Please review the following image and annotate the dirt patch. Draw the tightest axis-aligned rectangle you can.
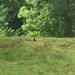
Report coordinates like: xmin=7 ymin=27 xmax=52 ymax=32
xmin=0 ymin=38 xmax=34 ymax=49
xmin=0 ymin=40 xmax=22 ymax=49
xmin=59 ymin=41 xmax=75 ymax=50
xmin=34 ymin=46 xmax=44 ymax=51
xmin=34 ymin=44 xmax=48 ymax=51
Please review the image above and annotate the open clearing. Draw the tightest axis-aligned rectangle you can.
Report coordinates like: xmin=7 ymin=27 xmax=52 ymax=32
xmin=0 ymin=37 xmax=75 ymax=75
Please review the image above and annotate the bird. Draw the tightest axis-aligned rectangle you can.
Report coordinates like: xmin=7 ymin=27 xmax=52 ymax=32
xmin=33 ymin=37 xmax=36 ymax=41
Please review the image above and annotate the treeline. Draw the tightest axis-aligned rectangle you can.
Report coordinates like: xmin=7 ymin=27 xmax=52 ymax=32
xmin=0 ymin=0 xmax=75 ymax=37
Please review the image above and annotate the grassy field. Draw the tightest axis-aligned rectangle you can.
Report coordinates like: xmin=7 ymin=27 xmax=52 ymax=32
xmin=0 ymin=36 xmax=75 ymax=75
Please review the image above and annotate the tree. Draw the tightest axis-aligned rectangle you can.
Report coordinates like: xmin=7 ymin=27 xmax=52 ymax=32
xmin=47 ymin=0 xmax=75 ymax=37
xmin=0 ymin=3 xmax=9 ymax=36
xmin=0 ymin=0 xmax=26 ymax=36
xmin=0 ymin=0 xmax=75 ymax=37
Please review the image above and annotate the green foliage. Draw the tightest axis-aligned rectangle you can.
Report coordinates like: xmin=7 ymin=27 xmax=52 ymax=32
xmin=0 ymin=28 xmax=14 ymax=37
xmin=0 ymin=3 xmax=8 ymax=36
xmin=0 ymin=0 xmax=75 ymax=37
xmin=26 ymin=31 xmax=40 ymax=37
xmin=14 ymin=28 xmax=21 ymax=36
xmin=0 ymin=4 xmax=8 ymax=24
xmin=18 ymin=5 xmax=40 ymax=36
xmin=0 ymin=0 xmax=26 ymax=36
xmin=18 ymin=0 xmax=75 ymax=37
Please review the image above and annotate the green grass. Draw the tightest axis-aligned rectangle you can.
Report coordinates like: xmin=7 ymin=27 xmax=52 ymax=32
xmin=0 ymin=36 xmax=75 ymax=75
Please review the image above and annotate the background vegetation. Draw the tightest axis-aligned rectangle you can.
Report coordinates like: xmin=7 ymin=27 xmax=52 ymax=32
xmin=0 ymin=0 xmax=75 ymax=37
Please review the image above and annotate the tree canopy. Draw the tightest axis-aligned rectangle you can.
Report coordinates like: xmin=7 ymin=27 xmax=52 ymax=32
xmin=0 ymin=0 xmax=75 ymax=37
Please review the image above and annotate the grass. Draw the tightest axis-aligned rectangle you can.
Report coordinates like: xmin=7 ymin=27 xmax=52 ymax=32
xmin=0 ymin=36 xmax=75 ymax=75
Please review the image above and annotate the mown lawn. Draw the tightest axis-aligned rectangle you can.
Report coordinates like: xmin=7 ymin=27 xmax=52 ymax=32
xmin=0 ymin=36 xmax=75 ymax=75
